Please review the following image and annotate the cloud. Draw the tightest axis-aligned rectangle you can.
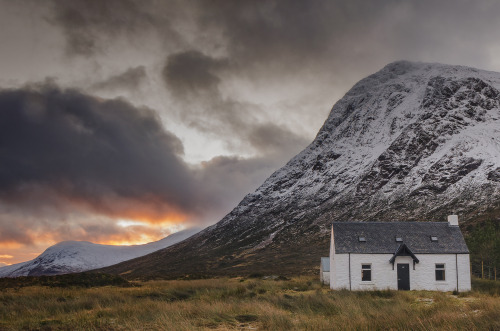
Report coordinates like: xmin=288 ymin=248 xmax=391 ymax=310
xmin=162 ymin=50 xmax=309 ymax=155
xmin=194 ymin=0 xmax=500 ymax=70
xmin=0 ymin=207 xmax=181 ymax=264
xmin=195 ymin=154 xmax=290 ymax=211
xmin=43 ymin=0 xmax=500 ymax=160
xmin=195 ymin=1 xmax=340 ymax=67
xmin=49 ymin=0 xmax=183 ymax=57
xmin=0 ymin=82 xmax=310 ymax=257
xmin=163 ymin=50 xmax=228 ymax=96
xmin=46 ymin=0 xmax=500 ymax=159
xmin=0 ymin=209 xmax=155 ymax=247
xmin=0 ymin=222 xmax=34 ymax=246
xmin=90 ymin=66 xmax=147 ymax=92
xmin=0 ymin=82 xmax=203 ymax=259
xmin=46 ymin=0 xmax=500 ymax=81
xmin=0 ymin=83 xmax=199 ymax=222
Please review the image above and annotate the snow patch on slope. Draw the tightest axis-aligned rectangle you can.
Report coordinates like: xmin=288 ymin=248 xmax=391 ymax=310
xmin=207 ymin=61 xmax=500 ymax=252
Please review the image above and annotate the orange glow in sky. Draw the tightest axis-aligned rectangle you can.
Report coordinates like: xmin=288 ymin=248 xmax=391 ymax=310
xmin=0 ymin=212 xmax=190 ymax=265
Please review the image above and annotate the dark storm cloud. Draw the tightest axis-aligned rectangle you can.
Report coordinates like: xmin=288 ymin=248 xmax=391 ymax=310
xmin=0 ymin=81 xmax=307 ymax=255
xmin=0 ymin=83 xmax=199 ymax=219
xmin=196 ymin=0 xmax=344 ymax=65
xmin=51 ymin=0 xmax=355 ymax=63
xmin=195 ymin=0 xmax=500 ymax=70
xmin=188 ymin=0 xmax=402 ymax=81
xmin=49 ymin=0 xmax=182 ymax=57
xmin=47 ymin=0 xmax=500 ymax=156
xmin=162 ymin=49 xmax=309 ymax=154
xmin=162 ymin=50 xmax=245 ymax=137
xmin=0 ymin=82 xmax=303 ymax=234
xmin=163 ymin=50 xmax=228 ymax=95
xmin=90 ymin=66 xmax=147 ymax=92
xmin=48 ymin=0 xmax=500 ymax=75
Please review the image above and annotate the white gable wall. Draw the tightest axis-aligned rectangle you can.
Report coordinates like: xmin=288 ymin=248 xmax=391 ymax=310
xmin=330 ymin=253 xmax=471 ymax=291
xmin=457 ymin=254 xmax=472 ymax=291
xmin=330 ymin=253 xmax=349 ymax=289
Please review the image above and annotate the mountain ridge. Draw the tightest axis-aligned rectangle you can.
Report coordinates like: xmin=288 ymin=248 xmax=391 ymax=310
xmin=98 ymin=61 xmax=500 ymax=277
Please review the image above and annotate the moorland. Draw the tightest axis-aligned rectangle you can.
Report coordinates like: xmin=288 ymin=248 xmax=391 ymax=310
xmin=0 ymin=273 xmax=499 ymax=330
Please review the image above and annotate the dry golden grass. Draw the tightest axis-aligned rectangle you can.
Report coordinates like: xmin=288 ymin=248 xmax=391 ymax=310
xmin=0 ymin=276 xmax=499 ymax=330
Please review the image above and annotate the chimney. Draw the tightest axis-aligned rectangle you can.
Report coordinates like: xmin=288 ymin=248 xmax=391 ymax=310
xmin=448 ymin=215 xmax=459 ymax=226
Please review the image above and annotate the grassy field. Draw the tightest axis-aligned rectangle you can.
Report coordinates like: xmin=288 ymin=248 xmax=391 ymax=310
xmin=0 ymin=275 xmax=499 ymax=330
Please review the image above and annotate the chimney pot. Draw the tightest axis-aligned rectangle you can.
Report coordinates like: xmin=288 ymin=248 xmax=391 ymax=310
xmin=448 ymin=215 xmax=459 ymax=226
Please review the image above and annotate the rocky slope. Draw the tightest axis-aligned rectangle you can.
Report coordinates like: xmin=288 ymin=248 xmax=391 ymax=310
xmin=0 ymin=228 xmax=200 ymax=277
xmin=101 ymin=61 xmax=500 ymax=278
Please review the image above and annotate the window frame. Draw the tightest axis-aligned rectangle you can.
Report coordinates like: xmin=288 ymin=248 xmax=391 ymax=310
xmin=361 ymin=264 xmax=372 ymax=282
xmin=435 ymin=263 xmax=446 ymax=281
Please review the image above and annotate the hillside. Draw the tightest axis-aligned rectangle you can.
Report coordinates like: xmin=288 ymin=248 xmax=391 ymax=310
xmin=101 ymin=61 xmax=500 ymax=279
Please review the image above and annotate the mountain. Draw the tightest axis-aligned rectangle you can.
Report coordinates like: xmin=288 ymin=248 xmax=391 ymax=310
xmin=103 ymin=61 xmax=500 ymax=278
xmin=0 ymin=228 xmax=200 ymax=277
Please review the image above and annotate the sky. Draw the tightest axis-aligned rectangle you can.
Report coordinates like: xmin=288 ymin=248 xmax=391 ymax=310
xmin=2 ymin=0 xmax=500 ymax=266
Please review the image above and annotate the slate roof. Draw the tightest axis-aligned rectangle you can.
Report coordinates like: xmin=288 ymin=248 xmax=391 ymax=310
xmin=332 ymin=222 xmax=469 ymax=254
xmin=321 ymin=257 xmax=330 ymax=272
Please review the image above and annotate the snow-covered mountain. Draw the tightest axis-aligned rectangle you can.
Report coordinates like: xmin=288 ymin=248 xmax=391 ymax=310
xmin=70 ymin=62 xmax=500 ymax=278
xmin=0 ymin=228 xmax=200 ymax=277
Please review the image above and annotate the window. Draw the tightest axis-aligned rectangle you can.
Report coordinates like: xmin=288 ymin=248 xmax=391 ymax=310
xmin=358 ymin=236 xmax=366 ymax=242
xmin=395 ymin=237 xmax=403 ymax=242
xmin=430 ymin=236 xmax=438 ymax=242
xmin=362 ymin=264 xmax=372 ymax=281
xmin=435 ymin=264 xmax=445 ymax=281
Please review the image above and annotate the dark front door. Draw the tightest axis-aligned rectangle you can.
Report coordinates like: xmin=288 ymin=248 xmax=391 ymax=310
xmin=397 ymin=264 xmax=410 ymax=290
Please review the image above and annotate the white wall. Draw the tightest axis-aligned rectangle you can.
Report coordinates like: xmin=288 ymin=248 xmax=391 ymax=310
xmin=330 ymin=253 xmax=471 ymax=291
xmin=330 ymin=253 xmax=349 ymax=289
xmin=457 ymin=254 xmax=471 ymax=291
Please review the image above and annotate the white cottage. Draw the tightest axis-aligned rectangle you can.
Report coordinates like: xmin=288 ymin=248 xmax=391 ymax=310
xmin=329 ymin=215 xmax=471 ymax=291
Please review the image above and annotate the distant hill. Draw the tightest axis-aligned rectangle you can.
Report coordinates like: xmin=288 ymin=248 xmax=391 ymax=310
xmin=0 ymin=228 xmax=200 ymax=277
